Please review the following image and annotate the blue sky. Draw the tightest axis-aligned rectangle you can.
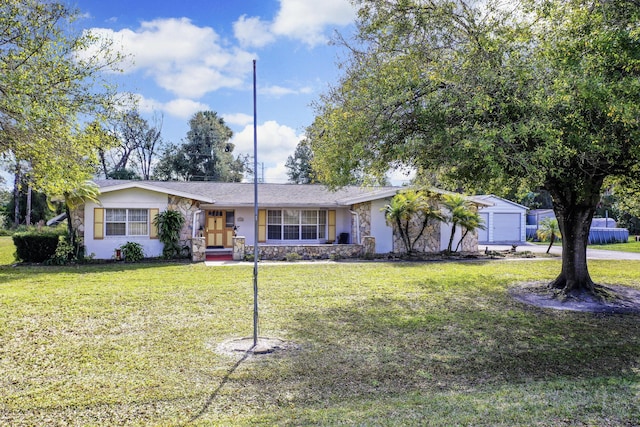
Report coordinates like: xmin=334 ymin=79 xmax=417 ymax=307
xmin=71 ymin=0 xmax=359 ymax=183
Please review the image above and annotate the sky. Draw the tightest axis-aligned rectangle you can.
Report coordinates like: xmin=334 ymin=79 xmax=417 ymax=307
xmin=70 ymin=0 xmax=363 ymax=183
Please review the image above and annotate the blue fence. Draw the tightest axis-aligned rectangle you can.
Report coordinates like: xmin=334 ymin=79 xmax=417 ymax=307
xmin=588 ymin=227 xmax=629 ymax=244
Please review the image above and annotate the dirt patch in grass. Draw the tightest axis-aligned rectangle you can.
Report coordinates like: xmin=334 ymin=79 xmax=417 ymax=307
xmin=214 ymin=337 xmax=301 ymax=357
xmin=510 ymin=282 xmax=640 ymax=314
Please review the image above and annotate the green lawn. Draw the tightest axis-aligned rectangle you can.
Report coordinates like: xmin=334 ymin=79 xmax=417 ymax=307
xmin=589 ymin=237 xmax=640 ymax=253
xmin=1 ymin=237 xmax=639 ymax=426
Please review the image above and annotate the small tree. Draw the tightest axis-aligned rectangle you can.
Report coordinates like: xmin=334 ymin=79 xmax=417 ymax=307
xmin=537 ymin=218 xmax=562 ymax=254
xmin=442 ymin=194 xmax=484 ymax=253
xmin=153 ymin=209 xmax=185 ymax=259
xmin=383 ymin=189 xmax=443 ymax=254
xmin=285 ymin=139 xmax=317 ymax=184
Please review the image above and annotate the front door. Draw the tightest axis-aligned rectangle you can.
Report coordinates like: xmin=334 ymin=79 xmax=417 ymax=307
xmin=206 ymin=210 xmax=234 ymax=247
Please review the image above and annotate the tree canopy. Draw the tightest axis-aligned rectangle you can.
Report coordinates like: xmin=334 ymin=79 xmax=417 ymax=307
xmin=0 ymin=0 xmax=122 ymax=194
xmin=285 ymin=139 xmax=317 ymax=184
xmin=98 ymin=110 xmax=165 ymax=180
xmin=154 ymin=111 xmax=245 ymax=182
xmin=308 ymin=0 xmax=640 ymax=295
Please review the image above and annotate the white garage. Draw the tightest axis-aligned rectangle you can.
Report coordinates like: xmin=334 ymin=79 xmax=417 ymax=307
xmin=474 ymin=195 xmax=527 ymax=244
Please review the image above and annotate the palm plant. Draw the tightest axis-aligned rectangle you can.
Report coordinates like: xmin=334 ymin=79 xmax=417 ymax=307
xmin=536 ymin=217 xmax=561 ymax=254
xmin=442 ymin=194 xmax=484 ymax=253
xmin=383 ymin=189 xmax=443 ymax=254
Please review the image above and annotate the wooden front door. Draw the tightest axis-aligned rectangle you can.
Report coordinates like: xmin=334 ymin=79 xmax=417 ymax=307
xmin=206 ymin=210 xmax=225 ymax=247
xmin=206 ymin=210 xmax=234 ymax=247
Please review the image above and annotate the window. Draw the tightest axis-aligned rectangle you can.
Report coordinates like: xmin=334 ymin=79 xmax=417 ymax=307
xmin=266 ymin=209 xmax=327 ymax=241
xmin=225 ymin=211 xmax=235 ymax=227
xmin=105 ymin=208 xmax=149 ymax=236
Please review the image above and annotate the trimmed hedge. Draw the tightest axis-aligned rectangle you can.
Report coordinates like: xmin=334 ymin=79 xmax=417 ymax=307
xmin=13 ymin=230 xmax=65 ymax=263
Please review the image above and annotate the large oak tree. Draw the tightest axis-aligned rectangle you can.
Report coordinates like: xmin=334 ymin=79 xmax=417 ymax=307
xmin=0 ymin=0 xmax=121 ymax=194
xmin=308 ymin=0 xmax=640 ymax=296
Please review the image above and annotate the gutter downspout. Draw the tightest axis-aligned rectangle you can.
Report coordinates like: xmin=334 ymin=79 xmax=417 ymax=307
xmin=349 ymin=210 xmax=360 ymax=245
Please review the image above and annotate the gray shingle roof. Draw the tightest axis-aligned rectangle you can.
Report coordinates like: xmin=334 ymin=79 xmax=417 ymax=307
xmin=94 ymin=180 xmax=402 ymax=207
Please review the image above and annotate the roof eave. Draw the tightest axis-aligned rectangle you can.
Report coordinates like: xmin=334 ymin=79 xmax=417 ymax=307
xmin=97 ymin=181 xmax=216 ymax=204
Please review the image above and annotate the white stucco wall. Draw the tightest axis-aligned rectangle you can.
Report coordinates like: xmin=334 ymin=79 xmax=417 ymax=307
xmin=370 ymin=199 xmax=394 ymax=253
xmin=440 ymin=221 xmax=463 ymax=251
xmin=84 ymin=188 xmax=168 ymax=259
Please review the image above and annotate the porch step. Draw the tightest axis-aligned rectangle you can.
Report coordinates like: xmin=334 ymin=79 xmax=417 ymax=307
xmin=206 ymin=251 xmax=233 ymax=261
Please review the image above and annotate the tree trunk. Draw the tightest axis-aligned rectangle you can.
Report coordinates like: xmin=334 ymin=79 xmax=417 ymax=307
xmin=546 ymin=233 xmax=554 ymax=254
xmin=25 ymin=185 xmax=32 ymax=226
xmin=13 ymin=167 xmax=21 ymax=227
xmin=549 ymin=203 xmax=596 ymax=294
xmin=447 ymin=224 xmax=457 ymax=253
xmin=65 ymin=203 xmax=75 ymax=249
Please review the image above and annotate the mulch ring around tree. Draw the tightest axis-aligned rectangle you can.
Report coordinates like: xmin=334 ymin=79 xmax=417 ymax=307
xmin=510 ymin=281 xmax=640 ymax=314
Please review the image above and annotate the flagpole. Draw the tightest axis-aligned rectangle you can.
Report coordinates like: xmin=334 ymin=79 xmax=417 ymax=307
xmin=252 ymin=59 xmax=259 ymax=348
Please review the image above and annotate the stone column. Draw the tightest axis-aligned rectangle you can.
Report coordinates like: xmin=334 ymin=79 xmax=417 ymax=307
xmin=233 ymin=236 xmax=246 ymax=261
xmin=192 ymin=237 xmax=206 ymax=262
xmin=363 ymin=236 xmax=375 ymax=257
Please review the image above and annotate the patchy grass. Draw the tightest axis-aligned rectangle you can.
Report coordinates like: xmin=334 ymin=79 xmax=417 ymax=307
xmin=589 ymin=237 xmax=640 ymax=253
xmin=1 ymin=253 xmax=639 ymax=425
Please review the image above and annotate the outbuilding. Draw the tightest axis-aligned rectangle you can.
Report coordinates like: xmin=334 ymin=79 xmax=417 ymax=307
xmin=474 ymin=195 xmax=527 ymax=244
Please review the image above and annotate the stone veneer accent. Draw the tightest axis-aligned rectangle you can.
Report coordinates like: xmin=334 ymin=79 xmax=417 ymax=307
xmin=243 ymin=241 xmax=365 ymax=260
xmin=70 ymin=206 xmax=85 ymax=246
xmin=391 ymin=214 xmax=442 ymax=254
xmin=459 ymin=230 xmax=478 ymax=252
xmin=352 ymin=202 xmax=371 ymax=244
xmin=167 ymin=195 xmax=201 ymax=257
xmin=362 ymin=236 xmax=375 ymax=256
xmin=192 ymin=237 xmax=206 ymax=262
xmin=233 ymin=236 xmax=245 ymax=261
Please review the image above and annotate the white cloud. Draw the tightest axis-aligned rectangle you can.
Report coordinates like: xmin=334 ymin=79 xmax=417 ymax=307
xmin=233 ymin=0 xmax=356 ymax=48
xmin=233 ymin=15 xmax=276 ymax=48
xmin=264 ymin=162 xmax=290 ymax=183
xmin=260 ymin=85 xmax=313 ymax=97
xmin=134 ymin=94 xmax=208 ymax=120
xmin=223 ymin=113 xmax=254 ymax=127
xmin=271 ymin=0 xmax=356 ymax=46
xmin=162 ymin=99 xmax=210 ymax=119
xmin=89 ymin=18 xmax=256 ymax=98
xmin=231 ymin=120 xmax=304 ymax=183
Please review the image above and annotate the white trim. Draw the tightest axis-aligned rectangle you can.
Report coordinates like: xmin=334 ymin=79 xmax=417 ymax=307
xmin=98 ymin=181 xmax=215 ymax=203
xmin=474 ymin=194 xmax=528 ymax=210
xmin=336 ymin=188 xmax=401 ymax=205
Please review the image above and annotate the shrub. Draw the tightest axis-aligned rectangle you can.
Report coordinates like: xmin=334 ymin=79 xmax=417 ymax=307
xmin=46 ymin=236 xmax=75 ymax=265
xmin=13 ymin=229 xmax=65 ymax=263
xmin=153 ymin=210 xmax=186 ymax=259
xmin=120 ymin=242 xmax=144 ymax=262
xmin=285 ymin=252 xmax=302 ymax=262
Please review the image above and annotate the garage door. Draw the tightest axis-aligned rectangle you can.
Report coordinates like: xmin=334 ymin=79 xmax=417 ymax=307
xmin=478 ymin=213 xmax=489 ymax=243
xmin=493 ymin=213 xmax=521 ymax=242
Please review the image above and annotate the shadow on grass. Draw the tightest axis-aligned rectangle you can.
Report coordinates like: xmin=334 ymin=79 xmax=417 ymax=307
xmin=232 ymin=289 xmax=640 ymax=413
xmin=188 ymin=350 xmax=252 ymax=423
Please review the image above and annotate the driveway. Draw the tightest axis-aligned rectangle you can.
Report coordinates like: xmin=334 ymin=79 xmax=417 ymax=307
xmin=486 ymin=242 xmax=640 ymax=261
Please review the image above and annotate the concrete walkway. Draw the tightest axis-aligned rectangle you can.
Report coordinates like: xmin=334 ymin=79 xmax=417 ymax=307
xmin=203 ymin=243 xmax=640 ymax=265
xmin=485 ymin=242 xmax=640 ymax=261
